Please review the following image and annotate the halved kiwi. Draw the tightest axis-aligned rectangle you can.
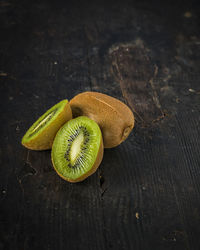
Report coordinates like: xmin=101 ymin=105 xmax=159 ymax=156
xmin=22 ymin=100 xmax=72 ymax=150
xmin=51 ymin=116 xmax=104 ymax=182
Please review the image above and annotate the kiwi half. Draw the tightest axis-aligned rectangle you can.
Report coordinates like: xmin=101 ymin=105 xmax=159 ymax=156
xmin=22 ymin=100 xmax=72 ymax=150
xmin=51 ymin=116 xmax=103 ymax=182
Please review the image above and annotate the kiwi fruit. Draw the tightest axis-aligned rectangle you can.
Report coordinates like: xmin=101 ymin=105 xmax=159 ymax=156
xmin=22 ymin=100 xmax=72 ymax=150
xmin=51 ymin=116 xmax=103 ymax=182
xmin=69 ymin=92 xmax=134 ymax=148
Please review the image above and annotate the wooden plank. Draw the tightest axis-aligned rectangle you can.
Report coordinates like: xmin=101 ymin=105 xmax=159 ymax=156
xmin=0 ymin=2 xmax=105 ymax=250
xmin=84 ymin=2 xmax=200 ymax=250
xmin=0 ymin=1 xmax=200 ymax=250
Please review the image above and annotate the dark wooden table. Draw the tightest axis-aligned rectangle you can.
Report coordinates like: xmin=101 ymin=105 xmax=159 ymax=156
xmin=1 ymin=0 xmax=200 ymax=249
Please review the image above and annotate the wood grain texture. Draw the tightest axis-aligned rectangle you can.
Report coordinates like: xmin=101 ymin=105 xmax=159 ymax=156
xmin=0 ymin=0 xmax=200 ymax=250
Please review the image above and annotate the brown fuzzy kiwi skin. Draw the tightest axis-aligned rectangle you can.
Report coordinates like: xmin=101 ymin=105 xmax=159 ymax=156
xmin=69 ymin=92 xmax=134 ymax=148
xmin=22 ymin=103 xmax=72 ymax=150
xmin=52 ymin=138 xmax=104 ymax=183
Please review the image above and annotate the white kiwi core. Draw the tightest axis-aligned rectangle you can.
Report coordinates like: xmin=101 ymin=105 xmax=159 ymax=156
xmin=31 ymin=112 xmax=53 ymax=133
xmin=70 ymin=131 xmax=84 ymax=165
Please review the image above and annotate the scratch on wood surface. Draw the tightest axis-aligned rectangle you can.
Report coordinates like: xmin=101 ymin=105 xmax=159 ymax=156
xmin=110 ymin=60 xmax=145 ymax=124
xmin=149 ymin=65 xmax=161 ymax=109
xmin=16 ymin=151 xmax=37 ymax=194
xmin=25 ymin=150 xmax=37 ymax=174
xmin=152 ymin=113 xmax=167 ymax=123
xmin=149 ymin=64 xmax=165 ymax=117
xmin=99 ymin=170 xmax=109 ymax=198
xmin=168 ymin=163 xmax=191 ymax=250
xmin=109 ymin=40 xmax=164 ymax=126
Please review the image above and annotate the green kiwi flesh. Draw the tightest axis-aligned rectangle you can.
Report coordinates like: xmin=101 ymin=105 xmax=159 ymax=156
xmin=51 ymin=116 xmax=103 ymax=182
xmin=26 ymin=108 xmax=58 ymax=138
xmin=22 ymin=99 xmax=72 ymax=150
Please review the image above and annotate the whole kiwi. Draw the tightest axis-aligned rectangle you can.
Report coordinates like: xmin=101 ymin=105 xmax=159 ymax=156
xmin=69 ymin=92 xmax=134 ymax=148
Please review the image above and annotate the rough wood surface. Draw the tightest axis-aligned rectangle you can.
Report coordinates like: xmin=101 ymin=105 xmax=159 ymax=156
xmin=0 ymin=0 xmax=200 ymax=250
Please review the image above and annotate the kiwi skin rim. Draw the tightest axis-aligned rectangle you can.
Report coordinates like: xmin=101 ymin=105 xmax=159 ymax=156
xmin=51 ymin=134 xmax=104 ymax=183
xmin=22 ymin=101 xmax=72 ymax=150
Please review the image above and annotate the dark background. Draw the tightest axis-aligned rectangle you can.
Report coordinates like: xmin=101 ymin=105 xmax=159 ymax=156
xmin=0 ymin=0 xmax=200 ymax=249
